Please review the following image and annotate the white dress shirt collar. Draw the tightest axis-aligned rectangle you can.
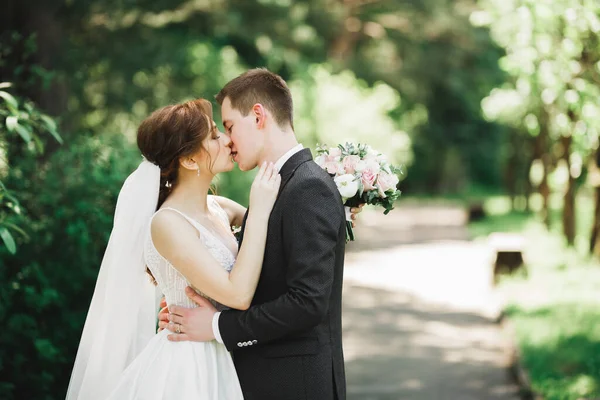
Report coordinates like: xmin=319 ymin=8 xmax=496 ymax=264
xmin=274 ymin=144 xmax=304 ymax=172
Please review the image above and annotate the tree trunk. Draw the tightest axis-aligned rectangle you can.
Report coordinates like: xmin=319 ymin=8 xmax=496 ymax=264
xmin=590 ymin=146 xmax=600 ymax=255
xmin=505 ymin=133 xmax=517 ymax=210
xmin=561 ymin=134 xmax=576 ymax=245
xmin=534 ymin=118 xmax=551 ymax=229
xmin=591 ymin=186 xmax=600 ymax=256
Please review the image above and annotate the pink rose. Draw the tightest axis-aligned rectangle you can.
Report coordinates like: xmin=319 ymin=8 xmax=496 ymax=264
xmin=361 ymin=168 xmax=377 ymax=191
xmin=329 ymin=148 xmax=342 ymax=158
xmin=363 ymin=154 xmax=378 ymax=163
xmin=325 ymin=161 xmax=343 ymax=175
xmin=365 ymin=160 xmax=381 ymax=174
xmin=342 ymin=155 xmax=360 ymax=174
xmin=377 ymin=172 xmax=399 ymax=192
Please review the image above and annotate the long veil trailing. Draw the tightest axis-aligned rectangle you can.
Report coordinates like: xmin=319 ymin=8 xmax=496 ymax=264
xmin=66 ymin=160 xmax=162 ymax=400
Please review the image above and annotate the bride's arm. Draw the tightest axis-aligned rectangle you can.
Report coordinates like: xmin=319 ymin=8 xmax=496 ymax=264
xmin=211 ymin=195 xmax=246 ymax=227
xmin=152 ymin=163 xmax=280 ymax=311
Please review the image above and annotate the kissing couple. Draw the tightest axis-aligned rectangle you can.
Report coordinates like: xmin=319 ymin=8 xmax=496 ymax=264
xmin=66 ymin=68 xmax=363 ymax=400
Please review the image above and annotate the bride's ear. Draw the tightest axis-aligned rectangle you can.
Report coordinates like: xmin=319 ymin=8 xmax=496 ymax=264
xmin=180 ymin=156 xmax=199 ymax=172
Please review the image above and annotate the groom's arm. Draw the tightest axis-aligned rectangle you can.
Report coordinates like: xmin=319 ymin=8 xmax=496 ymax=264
xmin=217 ymin=176 xmax=343 ymax=350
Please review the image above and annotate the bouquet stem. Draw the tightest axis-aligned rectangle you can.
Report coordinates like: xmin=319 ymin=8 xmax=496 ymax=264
xmin=344 ymin=206 xmax=355 ymax=242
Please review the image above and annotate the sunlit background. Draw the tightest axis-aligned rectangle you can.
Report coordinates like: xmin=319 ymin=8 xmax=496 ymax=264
xmin=1 ymin=0 xmax=600 ymax=399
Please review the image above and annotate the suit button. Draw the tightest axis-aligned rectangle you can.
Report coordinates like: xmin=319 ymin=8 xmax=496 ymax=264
xmin=237 ymin=342 xmax=243 ymax=347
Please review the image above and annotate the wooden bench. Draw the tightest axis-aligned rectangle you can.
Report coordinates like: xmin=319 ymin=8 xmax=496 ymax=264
xmin=488 ymin=233 xmax=527 ymax=284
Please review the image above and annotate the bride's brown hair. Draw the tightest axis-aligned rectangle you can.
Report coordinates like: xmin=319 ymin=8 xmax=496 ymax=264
xmin=137 ymin=98 xmax=216 ymax=210
xmin=136 ymin=98 xmax=216 ymax=284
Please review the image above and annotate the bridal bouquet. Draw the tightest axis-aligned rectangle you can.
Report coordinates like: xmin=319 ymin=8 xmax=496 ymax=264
xmin=315 ymin=143 xmax=403 ymax=242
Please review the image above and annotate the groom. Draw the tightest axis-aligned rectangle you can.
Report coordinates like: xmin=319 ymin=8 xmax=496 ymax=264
xmin=160 ymin=68 xmax=348 ymax=400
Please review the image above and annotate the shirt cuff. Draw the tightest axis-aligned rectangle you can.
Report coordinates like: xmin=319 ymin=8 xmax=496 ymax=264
xmin=212 ymin=312 xmax=223 ymax=344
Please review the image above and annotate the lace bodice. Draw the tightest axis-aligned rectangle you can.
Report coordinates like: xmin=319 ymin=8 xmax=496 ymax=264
xmin=144 ymin=197 xmax=236 ymax=311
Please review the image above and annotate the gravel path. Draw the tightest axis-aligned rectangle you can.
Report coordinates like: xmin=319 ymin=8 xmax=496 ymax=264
xmin=341 ymin=205 xmax=520 ymax=400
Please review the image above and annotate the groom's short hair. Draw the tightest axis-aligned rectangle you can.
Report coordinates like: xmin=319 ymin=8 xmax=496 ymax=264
xmin=216 ymin=68 xmax=293 ymax=129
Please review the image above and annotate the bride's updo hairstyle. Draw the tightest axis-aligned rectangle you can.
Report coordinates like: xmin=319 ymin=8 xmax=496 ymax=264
xmin=137 ymin=98 xmax=215 ymax=209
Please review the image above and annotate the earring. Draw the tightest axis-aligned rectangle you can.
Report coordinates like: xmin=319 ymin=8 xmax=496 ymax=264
xmin=197 ymin=168 xmax=200 ymax=177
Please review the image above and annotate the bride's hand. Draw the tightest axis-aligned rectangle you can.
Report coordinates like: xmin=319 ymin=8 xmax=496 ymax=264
xmin=249 ymin=161 xmax=281 ymax=217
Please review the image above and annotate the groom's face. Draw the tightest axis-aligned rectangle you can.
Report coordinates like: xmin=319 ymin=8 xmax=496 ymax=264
xmin=221 ymin=96 xmax=262 ymax=172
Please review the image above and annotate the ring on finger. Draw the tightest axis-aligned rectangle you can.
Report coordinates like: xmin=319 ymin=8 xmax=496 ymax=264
xmin=175 ymin=323 xmax=181 ymax=334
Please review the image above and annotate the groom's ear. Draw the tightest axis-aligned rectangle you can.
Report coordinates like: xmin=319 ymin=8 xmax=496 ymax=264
xmin=252 ymin=103 xmax=266 ymax=129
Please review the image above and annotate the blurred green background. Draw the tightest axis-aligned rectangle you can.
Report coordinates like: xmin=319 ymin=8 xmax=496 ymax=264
xmin=1 ymin=0 xmax=600 ymax=399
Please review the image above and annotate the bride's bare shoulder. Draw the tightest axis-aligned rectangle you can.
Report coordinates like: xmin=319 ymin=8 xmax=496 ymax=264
xmin=151 ymin=209 xmax=196 ymax=244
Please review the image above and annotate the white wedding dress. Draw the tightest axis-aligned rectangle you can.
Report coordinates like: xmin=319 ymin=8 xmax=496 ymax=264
xmin=106 ymin=199 xmax=244 ymax=399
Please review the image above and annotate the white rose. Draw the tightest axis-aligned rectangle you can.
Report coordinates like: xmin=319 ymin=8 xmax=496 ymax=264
xmin=376 ymin=154 xmax=387 ymax=163
xmin=314 ymin=155 xmax=327 ymax=167
xmin=334 ymin=174 xmax=359 ymax=200
xmin=366 ymin=146 xmax=379 ymax=157
xmin=354 ymin=160 xmax=367 ymax=173
xmin=365 ymin=160 xmax=381 ymax=174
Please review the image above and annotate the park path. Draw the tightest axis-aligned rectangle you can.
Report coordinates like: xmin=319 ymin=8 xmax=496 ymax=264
xmin=341 ymin=204 xmax=521 ymax=400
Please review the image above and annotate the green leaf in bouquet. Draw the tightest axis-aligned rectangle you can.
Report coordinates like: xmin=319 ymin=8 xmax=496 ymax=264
xmin=366 ymin=190 xmax=377 ymax=204
xmin=316 ymin=143 xmax=328 ymax=155
xmin=357 ymin=144 xmax=367 ymax=158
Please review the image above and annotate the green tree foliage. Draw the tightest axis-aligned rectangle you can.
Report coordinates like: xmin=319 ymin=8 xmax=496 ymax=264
xmin=478 ymin=0 xmax=600 ymax=245
xmin=0 ymin=83 xmax=63 ymax=254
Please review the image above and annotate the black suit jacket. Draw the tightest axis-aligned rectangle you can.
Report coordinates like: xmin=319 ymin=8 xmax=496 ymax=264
xmin=219 ymin=149 xmax=347 ymax=400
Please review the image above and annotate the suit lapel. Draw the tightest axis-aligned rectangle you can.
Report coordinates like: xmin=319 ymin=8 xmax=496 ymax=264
xmin=238 ymin=209 xmax=249 ymax=250
xmin=276 ymin=148 xmax=313 ymax=197
xmin=238 ymin=149 xmax=314 ymax=249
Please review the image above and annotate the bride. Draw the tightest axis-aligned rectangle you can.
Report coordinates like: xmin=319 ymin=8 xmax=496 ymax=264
xmin=66 ymin=98 xmax=280 ymax=399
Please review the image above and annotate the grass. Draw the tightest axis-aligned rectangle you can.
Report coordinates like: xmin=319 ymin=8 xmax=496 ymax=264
xmin=467 ymin=194 xmax=600 ymax=400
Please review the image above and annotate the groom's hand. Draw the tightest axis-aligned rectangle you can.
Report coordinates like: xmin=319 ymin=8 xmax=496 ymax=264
xmin=350 ymin=204 xmax=365 ymax=228
xmin=161 ymin=287 xmax=217 ymax=342
xmin=157 ymin=297 xmax=168 ymax=333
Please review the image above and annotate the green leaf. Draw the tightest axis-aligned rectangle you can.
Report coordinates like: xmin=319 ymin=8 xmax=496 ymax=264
xmin=0 ymin=226 xmax=17 ymax=254
xmin=0 ymin=180 xmax=20 ymax=206
xmin=14 ymin=123 xmax=32 ymax=142
xmin=0 ymin=90 xmax=18 ymax=110
xmin=1 ymin=222 xmax=28 ymax=238
xmin=32 ymin=134 xmax=45 ymax=153
xmin=6 ymin=116 xmax=18 ymax=131
xmin=41 ymin=114 xmax=56 ymax=129
xmin=40 ymin=114 xmax=63 ymax=143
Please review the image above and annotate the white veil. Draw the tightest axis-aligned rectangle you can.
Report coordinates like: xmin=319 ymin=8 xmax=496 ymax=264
xmin=66 ymin=160 xmax=162 ymax=400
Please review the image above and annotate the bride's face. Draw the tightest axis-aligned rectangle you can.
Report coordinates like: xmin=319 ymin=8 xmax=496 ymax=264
xmin=198 ymin=120 xmax=235 ymax=175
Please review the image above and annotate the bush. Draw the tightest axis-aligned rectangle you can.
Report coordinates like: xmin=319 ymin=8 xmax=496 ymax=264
xmin=0 ymin=133 xmax=139 ymax=399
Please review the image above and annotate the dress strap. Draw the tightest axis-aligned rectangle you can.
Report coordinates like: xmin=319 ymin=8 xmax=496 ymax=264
xmin=208 ymin=196 xmax=231 ymax=226
xmin=154 ymin=207 xmax=209 ymax=235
